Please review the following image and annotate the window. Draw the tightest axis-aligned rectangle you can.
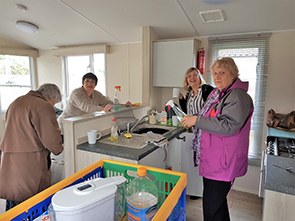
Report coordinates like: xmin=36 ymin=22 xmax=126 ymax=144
xmin=208 ymin=33 xmax=271 ymax=159
xmin=0 ymin=55 xmax=34 ymax=112
xmin=62 ymin=53 xmax=106 ymax=107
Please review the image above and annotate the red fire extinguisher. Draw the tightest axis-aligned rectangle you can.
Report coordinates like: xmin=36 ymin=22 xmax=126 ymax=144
xmin=197 ymin=48 xmax=205 ymax=74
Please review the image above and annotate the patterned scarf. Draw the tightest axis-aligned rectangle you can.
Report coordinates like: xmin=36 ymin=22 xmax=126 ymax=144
xmin=192 ymin=89 xmax=220 ymax=166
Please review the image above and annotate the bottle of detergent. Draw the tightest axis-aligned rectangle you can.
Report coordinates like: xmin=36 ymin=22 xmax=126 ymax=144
xmin=126 ymin=167 xmax=158 ymax=221
xmin=110 ymin=118 xmax=119 ymax=141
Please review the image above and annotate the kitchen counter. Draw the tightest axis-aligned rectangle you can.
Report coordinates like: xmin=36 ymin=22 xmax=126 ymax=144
xmin=264 ymin=154 xmax=295 ymax=195
xmin=264 ymin=127 xmax=295 ymax=195
xmin=77 ymin=125 xmax=186 ymax=161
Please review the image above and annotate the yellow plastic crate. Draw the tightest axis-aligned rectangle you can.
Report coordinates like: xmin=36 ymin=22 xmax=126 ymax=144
xmin=0 ymin=159 xmax=187 ymax=221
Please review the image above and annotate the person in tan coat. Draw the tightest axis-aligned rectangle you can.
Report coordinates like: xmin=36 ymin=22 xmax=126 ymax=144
xmin=0 ymin=83 xmax=64 ymax=210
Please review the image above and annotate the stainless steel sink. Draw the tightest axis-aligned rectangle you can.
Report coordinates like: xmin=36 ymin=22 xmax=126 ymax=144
xmin=98 ymin=124 xmax=174 ymax=149
xmin=98 ymin=133 xmax=147 ymax=149
xmin=132 ymin=123 xmax=174 ymax=135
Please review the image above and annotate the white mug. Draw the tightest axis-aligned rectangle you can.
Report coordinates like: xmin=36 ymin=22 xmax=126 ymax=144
xmin=172 ymin=115 xmax=178 ymax=126
xmin=87 ymin=130 xmax=102 ymax=144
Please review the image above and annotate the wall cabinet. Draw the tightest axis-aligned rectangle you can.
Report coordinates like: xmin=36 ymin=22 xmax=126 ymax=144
xmin=153 ymin=39 xmax=200 ymax=87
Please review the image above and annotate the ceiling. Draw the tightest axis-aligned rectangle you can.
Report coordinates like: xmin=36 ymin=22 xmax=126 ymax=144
xmin=0 ymin=0 xmax=294 ymax=50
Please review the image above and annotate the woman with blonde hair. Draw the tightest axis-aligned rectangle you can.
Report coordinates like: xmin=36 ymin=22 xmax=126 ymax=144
xmin=179 ymin=67 xmax=214 ymax=116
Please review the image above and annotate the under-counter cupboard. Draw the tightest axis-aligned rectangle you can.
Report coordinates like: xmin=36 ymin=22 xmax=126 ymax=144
xmin=262 ymin=127 xmax=295 ymax=221
xmin=166 ymin=132 xmax=203 ymax=197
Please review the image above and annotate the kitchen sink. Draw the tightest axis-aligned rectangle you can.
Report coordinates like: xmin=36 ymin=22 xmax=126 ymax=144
xmin=98 ymin=133 xmax=147 ymax=149
xmin=132 ymin=127 xmax=169 ymax=135
xmin=98 ymin=124 xmax=175 ymax=149
xmin=132 ymin=123 xmax=174 ymax=135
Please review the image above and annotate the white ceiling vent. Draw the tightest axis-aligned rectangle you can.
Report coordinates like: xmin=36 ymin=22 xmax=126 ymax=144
xmin=199 ymin=9 xmax=225 ymax=23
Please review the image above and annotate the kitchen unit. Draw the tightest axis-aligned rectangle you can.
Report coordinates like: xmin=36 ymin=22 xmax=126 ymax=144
xmin=153 ymin=39 xmax=200 ymax=87
xmin=76 ymin=124 xmax=185 ymax=171
xmin=62 ymin=105 xmax=186 ymax=177
xmin=167 ymin=132 xmax=203 ymax=197
xmin=261 ymin=127 xmax=295 ymax=221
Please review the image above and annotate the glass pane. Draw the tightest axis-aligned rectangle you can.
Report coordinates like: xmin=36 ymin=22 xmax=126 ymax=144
xmin=0 ymin=55 xmax=32 ymax=112
xmin=217 ymin=48 xmax=261 ymax=158
xmin=94 ymin=53 xmax=106 ymax=95
xmin=67 ymin=56 xmax=90 ymax=95
xmin=0 ymin=55 xmax=31 ymax=86
xmin=0 ymin=86 xmax=31 ymax=112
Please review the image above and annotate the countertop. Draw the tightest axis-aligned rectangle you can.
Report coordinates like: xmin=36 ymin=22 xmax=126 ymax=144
xmin=264 ymin=154 xmax=295 ymax=195
xmin=77 ymin=124 xmax=186 ymax=161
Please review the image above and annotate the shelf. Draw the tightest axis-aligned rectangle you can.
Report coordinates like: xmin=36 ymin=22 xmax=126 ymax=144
xmin=267 ymin=127 xmax=295 ymax=139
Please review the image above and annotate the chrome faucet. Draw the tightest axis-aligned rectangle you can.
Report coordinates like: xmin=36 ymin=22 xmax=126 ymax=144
xmin=130 ymin=114 xmax=148 ymax=132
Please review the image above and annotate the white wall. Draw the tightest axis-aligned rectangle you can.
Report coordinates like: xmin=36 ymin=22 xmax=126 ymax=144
xmin=37 ymin=50 xmax=63 ymax=89
xmin=106 ymin=43 xmax=142 ymax=104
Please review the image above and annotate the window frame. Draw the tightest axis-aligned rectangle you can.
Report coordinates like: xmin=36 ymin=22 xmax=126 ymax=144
xmin=61 ymin=53 xmax=106 ymax=109
xmin=208 ymin=33 xmax=271 ymax=161
xmin=0 ymin=55 xmax=36 ymax=113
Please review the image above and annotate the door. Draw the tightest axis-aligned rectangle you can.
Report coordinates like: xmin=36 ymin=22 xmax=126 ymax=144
xmin=181 ymin=132 xmax=203 ymax=197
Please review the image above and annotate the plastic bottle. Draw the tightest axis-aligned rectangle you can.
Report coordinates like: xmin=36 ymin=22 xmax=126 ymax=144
xmin=113 ymin=86 xmax=121 ymax=111
xmin=166 ymin=100 xmax=186 ymax=122
xmin=160 ymin=110 xmax=167 ymax=125
xmin=165 ymin=105 xmax=172 ymax=126
xmin=126 ymin=167 xmax=158 ymax=221
xmin=110 ymin=118 xmax=119 ymax=141
xmin=113 ymin=86 xmax=121 ymax=104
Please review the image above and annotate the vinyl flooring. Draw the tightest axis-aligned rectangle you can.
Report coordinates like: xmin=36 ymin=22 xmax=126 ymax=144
xmin=186 ymin=189 xmax=263 ymax=221
xmin=1 ymin=190 xmax=263 ymax=220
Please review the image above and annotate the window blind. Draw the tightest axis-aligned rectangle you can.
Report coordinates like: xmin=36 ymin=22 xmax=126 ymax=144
xmin=207 ymin=33 xmax=271 ymax=159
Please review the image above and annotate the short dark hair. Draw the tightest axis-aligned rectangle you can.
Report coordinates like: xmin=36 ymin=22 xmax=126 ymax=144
xmin=82 ymin=72 xmax=98 ymax=85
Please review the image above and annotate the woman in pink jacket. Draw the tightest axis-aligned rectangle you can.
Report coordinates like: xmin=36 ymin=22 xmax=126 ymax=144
xmin=182 ymin=57 xmax=253 ymax=221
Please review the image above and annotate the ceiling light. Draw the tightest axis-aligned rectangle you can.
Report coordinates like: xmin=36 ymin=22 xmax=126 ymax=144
xmin=16 ymin=20 xmax=39 ymax=33
xmin=15 ymin=4 xmax=28 ymax=12
xmin=199 ymin=9 xmax=226 ymax=23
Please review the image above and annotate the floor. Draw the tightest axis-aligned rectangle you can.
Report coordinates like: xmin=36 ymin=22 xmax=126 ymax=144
xmin=186 ymin=189 xmax=263 ymax=221
xmin=1 ymin=190 xmax=263 ymax=220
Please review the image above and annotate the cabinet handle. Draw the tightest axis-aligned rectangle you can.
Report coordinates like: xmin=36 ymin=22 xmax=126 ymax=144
xmin=176 ymin=135 xmax=186 ymax=142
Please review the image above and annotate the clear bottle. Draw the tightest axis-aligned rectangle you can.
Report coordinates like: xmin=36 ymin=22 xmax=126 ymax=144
xmin=113 ymin=86 xmax=121 ymax=111
xmin=160 ymin=110 xmax=167 ymax=125
xmin=113 ymin=85 xmax=121 ymax=104
xmin=110 ymin=118 xmax=119 ymax=141
xmin=166 ymin=100 xmax=186 ymax=122
xmin=126 ymin=167 xmax=158 ymax=221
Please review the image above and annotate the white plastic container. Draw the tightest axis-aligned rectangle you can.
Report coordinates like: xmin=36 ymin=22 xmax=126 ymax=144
xmin=52 ymin=176 xmax=126 ymax=221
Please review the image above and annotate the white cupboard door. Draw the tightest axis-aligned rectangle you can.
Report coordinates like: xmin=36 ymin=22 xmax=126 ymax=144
xmin=139 ymin=147 xmax=166 ymax=169
xmin=153 ymin=39 xmax=199 ymax=87
xmin=166 ymin=137 xmax=182 ymax=171
xmin=181 ymin=132 xmax=203 ymax=197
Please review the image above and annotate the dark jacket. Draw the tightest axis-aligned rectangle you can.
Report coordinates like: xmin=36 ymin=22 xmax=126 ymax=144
xmin=179 ymin=84 xmax=214 ymax=114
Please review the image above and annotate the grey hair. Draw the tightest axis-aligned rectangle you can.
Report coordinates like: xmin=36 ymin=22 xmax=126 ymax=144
xmin=38 ymin=83 xmax=62 ymax=103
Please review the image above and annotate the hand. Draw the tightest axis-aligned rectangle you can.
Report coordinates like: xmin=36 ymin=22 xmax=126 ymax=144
xmin=181 ymin=115 xmax=197 ymax=129
xmin=179 ymin=92 xmax=184 ymax=99
xmin=103 ymin=104 xmax=112 ymax=112
xmin=125 ymin=101 xmax=132 ymax=106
